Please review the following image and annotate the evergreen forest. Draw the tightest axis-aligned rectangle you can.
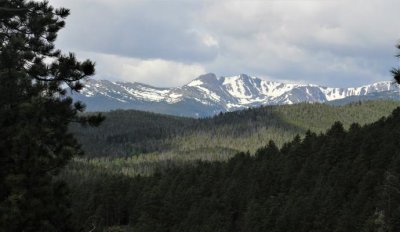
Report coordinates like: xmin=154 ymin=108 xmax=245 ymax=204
xmin=2 ymin=0 xmax=400 ymax=231
xmin=62 ymin=105 xmax=400 ymax=231
xmin=73 ymin=100 xmax=400 ymax=158
xmin=68 ymin=100 xmax=400 ymax=176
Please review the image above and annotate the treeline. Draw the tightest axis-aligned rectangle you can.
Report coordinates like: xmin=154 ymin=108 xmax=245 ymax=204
xmin=71 ymin=100 xmax=400 ymax=157
xmin=63 ymin=106 xmax=400 ymax=231
xmin=70 ymin=109 xmax=195 ymax=156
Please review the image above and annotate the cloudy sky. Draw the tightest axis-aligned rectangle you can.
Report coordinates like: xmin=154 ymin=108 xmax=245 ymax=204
xmin=48 ymin=0 xmax=400 ymax=88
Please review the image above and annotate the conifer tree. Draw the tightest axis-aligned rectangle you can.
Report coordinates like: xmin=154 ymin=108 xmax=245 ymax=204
xmin=0 ymin=0 xmax=103 ymax=231
xmin=393 ymin=43 xmax=400 ymax=84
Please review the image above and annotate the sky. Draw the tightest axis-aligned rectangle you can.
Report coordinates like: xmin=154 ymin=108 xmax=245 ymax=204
xmin=48 ymin=0 xmax=400 ymax=88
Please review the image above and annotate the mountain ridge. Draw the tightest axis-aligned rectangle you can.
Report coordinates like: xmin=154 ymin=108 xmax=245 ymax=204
xmin=73 ymin=73 xmax=400 ymax=116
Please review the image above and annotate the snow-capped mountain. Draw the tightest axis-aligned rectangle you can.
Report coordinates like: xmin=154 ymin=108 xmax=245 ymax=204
xmin=72 ymin=73 xmax=400 ymax=117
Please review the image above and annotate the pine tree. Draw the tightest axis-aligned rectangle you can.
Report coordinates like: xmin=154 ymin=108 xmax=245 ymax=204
xmin=0 ymin=1 xmax=103 ymax=231
xmin=393 ymin=43 xmax=400 ymax=84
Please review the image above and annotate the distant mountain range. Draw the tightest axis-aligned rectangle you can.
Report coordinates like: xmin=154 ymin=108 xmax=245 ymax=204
xmin=72 ymin=73 xmax=400 ymax=117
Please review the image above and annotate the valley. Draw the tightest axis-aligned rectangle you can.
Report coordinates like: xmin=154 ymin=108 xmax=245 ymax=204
xmin=68 ymin=100 xmax=400 ymax=176
xmin=62 ymin=100 xmax=400 ymax=231
xmin=4 ymin=0 xmax=400 ymax=231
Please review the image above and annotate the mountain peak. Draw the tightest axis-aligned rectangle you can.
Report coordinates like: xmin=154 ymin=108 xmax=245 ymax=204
xmin=239 ymin=73 xmax=251 ymax=79
xmin=186 ymin=73 xmax=221 ymax=87
xmin=195 ymin=73 xmax=217 ymax=81
xmin=76 ymin=75 xmax=398 ymax=117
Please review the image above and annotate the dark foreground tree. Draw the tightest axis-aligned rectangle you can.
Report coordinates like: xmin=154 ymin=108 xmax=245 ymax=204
xmin=393 ymin=43 xmax=400 ymax=84
xmin=0 ymin=1 xmax=103 ymax=231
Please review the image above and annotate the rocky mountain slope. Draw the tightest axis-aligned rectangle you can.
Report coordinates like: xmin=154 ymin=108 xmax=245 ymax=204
xmin=72 ymin=73 xmax=400 ymax=117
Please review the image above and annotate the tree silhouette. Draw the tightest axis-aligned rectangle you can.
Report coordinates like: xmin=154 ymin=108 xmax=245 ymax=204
xmin=393 ymin=43 xmax=400 ymax=84
xmin=0 ymin=1 xmax=103 ymax=231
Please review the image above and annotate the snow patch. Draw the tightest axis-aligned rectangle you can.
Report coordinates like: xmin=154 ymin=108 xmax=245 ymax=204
xmin=78 ymin=77 xmax=396 ymax=112
xmin=187 ymin=80 xmax=203 ymax=87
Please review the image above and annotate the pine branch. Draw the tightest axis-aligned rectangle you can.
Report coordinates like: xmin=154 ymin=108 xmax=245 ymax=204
xmin=0 ymin=7 xmax=29 ymax=12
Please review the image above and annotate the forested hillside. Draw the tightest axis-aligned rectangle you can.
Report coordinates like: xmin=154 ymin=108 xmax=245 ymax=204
xmin=62 ymin=106 xmax=400 ymax=231
xmin=71 ymin=110 xmax=195 ymax=156
xmin=72 ymin=100 xmax=400 ymax=158
xmin=3 ymin=0 xmax=400 ymax=231
xmin=66 ymin=100 xmax=400 ymax=178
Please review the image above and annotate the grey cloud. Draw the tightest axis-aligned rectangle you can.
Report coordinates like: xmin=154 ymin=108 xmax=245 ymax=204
xmin=198 ymin=0 xmax=400 ymax=87
xmin=52 ymin=0 xmax=217 ymax=63
xmin=49 ymin=0 xmax=400 ymax=88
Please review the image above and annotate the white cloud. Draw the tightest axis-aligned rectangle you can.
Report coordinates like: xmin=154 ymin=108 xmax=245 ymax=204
xmin=202 ymin=34 xmax=219 ymax=47
xmin=49 ymin=0 xmax=400 ymax=87
xmin=197 ymin=0 xmax=400 ymax=86
xmin=78 ymin=52 xmax=206 ymax=87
